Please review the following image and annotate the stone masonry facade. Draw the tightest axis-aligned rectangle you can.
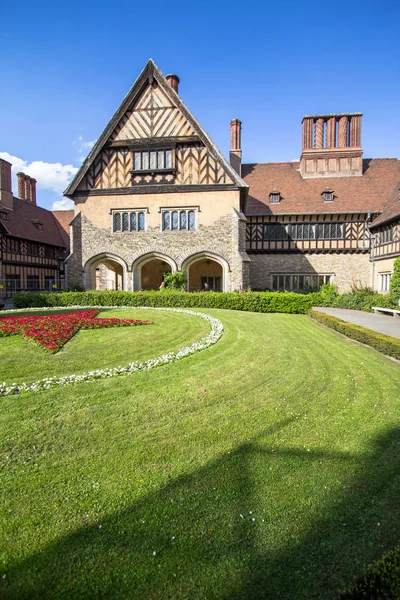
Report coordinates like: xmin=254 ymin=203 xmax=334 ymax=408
xmin=248 ymin=253 xmax=371 ymax=293
xmin=67 ymin=208 xmax=249 ymax=292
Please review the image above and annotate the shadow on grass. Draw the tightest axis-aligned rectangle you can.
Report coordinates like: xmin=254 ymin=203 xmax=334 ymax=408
xmin=3 ymin=422 xmax=400 ymax=600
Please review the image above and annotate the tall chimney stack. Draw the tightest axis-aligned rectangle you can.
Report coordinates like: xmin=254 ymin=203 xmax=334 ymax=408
xmin=16 ymin=172 xmax=37 ymax=203
xmin=0 ymin=158 xmax=13 ymax=210
xmin=17 ymin=172 xmax=26 ymax=200
xmin=300 ymin=112 xmax=363 ymax=178
xmin=230 ymin=119 xmax=242 ymax=175
xmin=30 ymin=177 xmax=37 ymax=205
xmin=166 ymin=74 xmax=180 ymax=94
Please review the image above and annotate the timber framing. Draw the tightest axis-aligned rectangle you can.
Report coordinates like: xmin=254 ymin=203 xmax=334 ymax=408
xmin=65 ymin=59 xmax=248 ymax=197
xmin=246 ymin=213 xmax=374 ymax=253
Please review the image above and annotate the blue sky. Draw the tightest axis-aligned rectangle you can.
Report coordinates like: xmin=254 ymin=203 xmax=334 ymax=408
xmin=1 ymin=0 xmax=399 ymax=210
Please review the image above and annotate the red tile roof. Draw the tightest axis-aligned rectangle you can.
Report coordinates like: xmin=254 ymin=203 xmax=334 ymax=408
xmin=0 ymin=198 xmax=70 ymax=247
xmin=242 ymin=158 xmax=400 ymax=216
xmin=370 ymin=182 xmax=400 ymax=228
xmin=52 ymin=210 xmax=74 ymax=247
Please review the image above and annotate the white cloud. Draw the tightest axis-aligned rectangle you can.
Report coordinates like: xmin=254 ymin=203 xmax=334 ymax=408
xmin=52 ymin=198 xmax=74 ymax=211
xmin=0 ymin=151 xmax=79 ymax=194
xmin=76 ymin=136 xmax=96 ymax=163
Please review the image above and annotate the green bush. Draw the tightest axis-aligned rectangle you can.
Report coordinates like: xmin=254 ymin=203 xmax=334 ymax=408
xmin=310 ymin=310 xmax=400 ymax=360
xmin=316 ymin=288 xmax=399 ymax=312
xmin=338 ymin=544 xmax=400 ymax=599
xmin=390 ymin=257 xmax=400 ymax=296
xmin=12 ymin=290 xmax=322 ymax=314
xmin=163 ymin=268 xmax=186 ymax=290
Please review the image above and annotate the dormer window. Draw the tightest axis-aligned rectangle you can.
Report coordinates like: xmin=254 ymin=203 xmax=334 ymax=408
xmin=322 ymin=188 xmax=334 ymax=202
xmin=269 ymin=190 xmax=281 ymax=203
xmin=0 ymin=211 xmax=8 ymax=220
xmin=132 ymin=149 xmax=175 ymax=173
xmin=32 ymin=219 xmax=43 ymax=230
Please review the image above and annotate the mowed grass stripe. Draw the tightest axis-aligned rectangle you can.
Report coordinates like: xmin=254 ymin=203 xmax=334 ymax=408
xmin=1 ymin=309 xmax=399 ymax=600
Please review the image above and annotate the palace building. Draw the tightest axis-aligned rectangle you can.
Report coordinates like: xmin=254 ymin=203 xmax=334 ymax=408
xmin=0 ymin=159 xmax=73 ymax=304
xmin=65 ymin=60 xmax=400 ymax=294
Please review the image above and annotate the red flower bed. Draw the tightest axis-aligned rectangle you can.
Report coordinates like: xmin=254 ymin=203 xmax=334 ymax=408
xmin=0 ymin=310 xmax=152 ymax=353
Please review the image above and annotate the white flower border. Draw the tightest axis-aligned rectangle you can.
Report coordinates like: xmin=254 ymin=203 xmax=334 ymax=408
xmin=0 ymin=306 xmax=224 ymax=397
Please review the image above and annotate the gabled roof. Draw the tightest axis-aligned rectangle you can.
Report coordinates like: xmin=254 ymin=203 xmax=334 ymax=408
xmin=242 ymin=158 xmax=400 ymax=216
xmin=370 ymin=181 xmax=400 ymax=228
xmin=65 ymin=59 xmax=247 ymax=196
xmin=0 ymin=198 xmax=69 ymax=247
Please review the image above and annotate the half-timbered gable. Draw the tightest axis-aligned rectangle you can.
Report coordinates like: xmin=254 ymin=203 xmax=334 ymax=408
xmin=65 ymin=60 xmax=249 ymax=293
xmin=67 ymin=61 xmax=238 ymax=197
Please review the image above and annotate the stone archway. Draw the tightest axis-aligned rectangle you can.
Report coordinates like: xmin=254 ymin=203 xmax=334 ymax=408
xmin=132 ymin=253 xmax=177 ymax=291
xmin=182 ymin=252 xmax=230 ymax=292
xmin=84 ymin=254 xmax=129 ymax=291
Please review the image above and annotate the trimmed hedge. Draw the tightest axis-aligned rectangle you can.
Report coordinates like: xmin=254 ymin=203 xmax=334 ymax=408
xmin=12 ymin=290 xmax=322 ymax=314
xmin=310 ymin=310 xmax=400 ymax=360
xmin=339 ymin=544 xmax=400 ymax=599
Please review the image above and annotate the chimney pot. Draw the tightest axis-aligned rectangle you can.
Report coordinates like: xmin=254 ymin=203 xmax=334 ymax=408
xmin=166 ymin=74 xmax=180 ymax=94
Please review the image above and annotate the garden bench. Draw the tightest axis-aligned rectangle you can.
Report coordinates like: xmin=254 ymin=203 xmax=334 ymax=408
xmin=372 ymin=307 xmax=400 ymax=318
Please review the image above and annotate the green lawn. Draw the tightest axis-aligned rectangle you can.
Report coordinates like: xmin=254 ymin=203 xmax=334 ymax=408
xmin=1 ymin=308 xmax=399 ymax=599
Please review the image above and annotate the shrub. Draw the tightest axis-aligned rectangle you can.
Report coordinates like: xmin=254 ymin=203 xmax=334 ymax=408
xmin=163 ymin=268 xmax=186 ymax=290
xmin=338 ymin=544 xmax=400 ymax=599
xmin=390 ymin=257 xmax=400 ymax=296
xmin=310 ymin=310 xmax=400 ymax=360
xmin=12 ymin=290 xmax=322 ymax=314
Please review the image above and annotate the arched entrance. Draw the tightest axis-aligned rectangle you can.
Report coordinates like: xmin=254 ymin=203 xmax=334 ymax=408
xmin=84 ymin=254 xmax=128 ymax=291
xmin=182 ymin=252 xmax=229 ymax=292
xmin=132 ymin=253 xmax=177 ymax=290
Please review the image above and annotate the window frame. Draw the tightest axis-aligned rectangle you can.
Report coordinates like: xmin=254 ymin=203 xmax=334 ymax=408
xmin=161 ymin=208 xmax=197 ymax=232
xmin=111 ymin=209 xmax=147 ymax=233
xmin=271 ymin=273 xmax=333 ymax=292
xmin=132 ymin=149 xmax=175 ymax=174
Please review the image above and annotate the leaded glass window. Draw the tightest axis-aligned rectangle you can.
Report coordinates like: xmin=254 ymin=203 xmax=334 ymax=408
xmin=161 ymin=209 xmax=196 ymax=231
xmin=316 ymin=223 xmax=343 ymax=239
xmin=132 ymin=149 xmax=174 ymax=171
xmin=163 ymin=211 xmax=171 ymax=231
xmin=112 ymin=210 xmax=146 ymax=232
xmin=271 ymin=273 xmax=332 ymax=292
xmin=180 ymin=211 xmax=187 ymax=230
xmin=138 ymin=212 xmax=145 ymax=231
xmin=114 ymin=213 xmax=121 ymax=231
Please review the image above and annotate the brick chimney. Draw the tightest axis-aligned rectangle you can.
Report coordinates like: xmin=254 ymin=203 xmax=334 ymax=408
xmin=230 ymin=119 xmax=242 ymax=176
xmin=17 ymin=172 xmax=37 ymax=204
xmin=166 ymin=74 xmax=180 ymax=94
xmin=300 ymin=113 xmax=363 ymax=178
xmin=0 ymin=158 xmax=13 ymax=210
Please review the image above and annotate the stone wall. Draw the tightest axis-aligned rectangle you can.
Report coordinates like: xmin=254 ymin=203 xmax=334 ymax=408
xmin=67 ymin=208 xmax=250 ymax=292
xmin=248 ymin=252 xmax=371 ymax=293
